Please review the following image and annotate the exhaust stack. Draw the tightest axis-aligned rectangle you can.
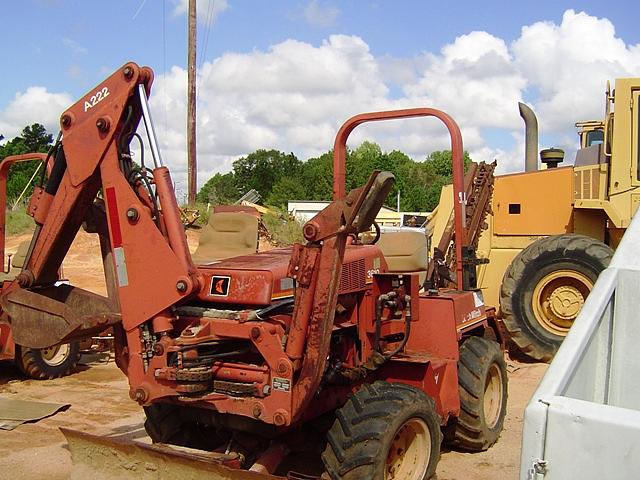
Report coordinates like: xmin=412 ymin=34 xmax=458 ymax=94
xmin=519 ymin=102 xmax=539 ymax=172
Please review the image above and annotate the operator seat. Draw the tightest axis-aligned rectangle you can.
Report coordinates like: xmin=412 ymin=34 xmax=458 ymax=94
xmin=192 ymin=212 xmax=259 ymax=264
xmin=377 ymin=231 xmax=428 ymax=284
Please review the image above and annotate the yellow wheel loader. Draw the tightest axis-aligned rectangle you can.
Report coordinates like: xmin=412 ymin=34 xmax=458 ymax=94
xmin=430 ymin=78 xmax=640 ymax=361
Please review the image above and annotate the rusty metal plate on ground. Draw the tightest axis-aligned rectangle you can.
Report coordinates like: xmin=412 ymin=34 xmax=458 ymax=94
xmin=0 ymin=397 xmax=70 ymax=430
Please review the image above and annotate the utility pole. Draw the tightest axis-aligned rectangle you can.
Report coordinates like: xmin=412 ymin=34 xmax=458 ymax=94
xmin=187 ymin=0 xmax=197 ymax=204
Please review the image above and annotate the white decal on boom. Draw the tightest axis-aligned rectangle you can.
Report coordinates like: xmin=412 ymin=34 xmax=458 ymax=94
xmin=84 ymin=87 xmax=110 ymax=112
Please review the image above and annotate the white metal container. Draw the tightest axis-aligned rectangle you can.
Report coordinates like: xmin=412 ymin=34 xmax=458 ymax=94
xmin=520 ymin=212 xmax=640 ymax=479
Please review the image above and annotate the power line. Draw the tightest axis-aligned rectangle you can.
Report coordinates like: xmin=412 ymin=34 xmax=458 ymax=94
xmin=199 ymin=0 xmax=216 ymax=72
xmin=132 ymin=0 xmax=148 ymax=20
xmin=196 ymin=0 xmax=217 ymax=113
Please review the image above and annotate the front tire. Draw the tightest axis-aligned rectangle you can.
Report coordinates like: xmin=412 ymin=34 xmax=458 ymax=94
xmin=322 ymin=381 xmax=442 ymax=480
xmin=450 ymin=336 xmax=507 ymax=451
xmin=500 ymin=234 xmax=612 ymax=362
xmin=16 ymin=342 xmax=81 ymax=380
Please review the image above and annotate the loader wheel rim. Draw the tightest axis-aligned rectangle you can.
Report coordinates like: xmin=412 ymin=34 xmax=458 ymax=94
xmin=484 ymin=363 xmax=503 ymax=429
xmin=532 ymin=270 xmax=593 ymax=336
xmin=40 ymin=344 xmax=71 ymax=367
xmin=385 ymin=417 xmax=430 ymax=480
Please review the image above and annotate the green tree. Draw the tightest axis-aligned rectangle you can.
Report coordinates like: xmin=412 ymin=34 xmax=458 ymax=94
xmin=0 ymin=123 xmax=53 ymax=204
xmin=21 ymin=124 xmax=53 ymax=152
xmin=232 ymin=149 xmax=301 ymax=199
xmin=424 ymin=150 xmax=472 ymax=177
xmin=417 ymin=150 xmax=473 ymax=210
xmin=346 ymin=141 xmax=383 ymax=191
xmin=266 ymin=176 xmax=307 ymax=208
xmin=381 ymin=150 xmax=414 ymax=210
xmin=196 ymin=172 xmax=238 ymax=205
xmin=197 ymin=145 xmax=474 ymax=213
xmin=299 ymin=152 xmax=333 ymax=201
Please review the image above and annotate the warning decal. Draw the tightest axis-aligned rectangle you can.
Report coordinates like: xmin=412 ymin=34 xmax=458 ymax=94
xmin=209 ymin=276 xmax=231 ymax=296
xmin=272 ymin=377 xmax=291 ymax=392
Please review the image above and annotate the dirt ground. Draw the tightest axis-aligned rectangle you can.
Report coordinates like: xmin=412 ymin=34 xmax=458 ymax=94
xmin=0 ymin=231 xmax=548 ymax=479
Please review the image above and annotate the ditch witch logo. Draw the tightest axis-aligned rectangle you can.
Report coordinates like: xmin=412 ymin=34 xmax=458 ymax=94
xmin=210 ymin=276 xmax=231 ymax=296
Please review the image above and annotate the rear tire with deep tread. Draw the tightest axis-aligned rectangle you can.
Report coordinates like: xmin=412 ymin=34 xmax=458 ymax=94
xmin=500 ymin=234 xmax=612 ymax=362
xmin=450 ymin=336 xmax=507 ymax=451
xmin=16 ymin=342 xmax=81 ymax=380
xmin=322 ymin=381 xmax=442 ymax=480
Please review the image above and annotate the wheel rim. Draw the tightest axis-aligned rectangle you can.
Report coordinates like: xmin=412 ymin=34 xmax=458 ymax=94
xmin=531 ymin=269 xmax=593 ymax=336
xmin=484 ymin=363 xmax=503 ymax=429
xmin=385 ymin=417 xmax=431 ymax=480
xmin=39 ymin=344 xmax=71 ymax=367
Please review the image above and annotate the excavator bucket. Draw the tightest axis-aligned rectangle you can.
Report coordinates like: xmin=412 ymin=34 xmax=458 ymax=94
xmin=61 ymin=428 xmax=287 ymax=480
xmin=2 ymin=285 xmax=120 ymax=348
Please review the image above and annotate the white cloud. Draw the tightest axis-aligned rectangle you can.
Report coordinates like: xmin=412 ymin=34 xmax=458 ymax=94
xmin=172 ymin=0 xmax=229 ymax=24
xmin=405 ymin=31 xmax=526 ymax=129
xmin=142 ymin=11 xmax=640 ymax=181
xmin=144 ymin=34 xmax=445 ymax=188
xmin=512 ymin=9 xmax=640 ymax=133
xmin=0 ymin=87 xmax=72 ymax=140
xmin=4 ymin=9 xmax=640 ymax=186
xmin=303 ymin=1 xmax=340 ymax=27
xmin=185 ymin=35 xmax=390 ymax=169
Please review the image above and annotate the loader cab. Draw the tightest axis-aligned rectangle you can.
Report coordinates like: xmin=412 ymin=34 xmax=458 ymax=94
xmin=575 ymin=121 xmax=604 ymax=149
xmin=601 ymin=79 xmax=640 ymax=223
xmin=571 ymin=79 xmax=640 ymax=232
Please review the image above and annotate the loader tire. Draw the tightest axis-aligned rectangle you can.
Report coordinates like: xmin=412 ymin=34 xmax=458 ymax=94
xmin=322 ymin=381 xmax=442 ymax=480
xmin=449 ymin=336 xmax=507 ymax=451
xmin=144 ymin=403 xmax=220 ymax=451
xmin=500 ymin=234 xmax=612 ymax=362
xmin=16 ymin=342 xmax=81 ymax=380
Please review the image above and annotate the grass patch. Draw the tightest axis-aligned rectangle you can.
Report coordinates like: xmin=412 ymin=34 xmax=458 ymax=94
xmin=6 ymin=208 xmax=34 ymax=236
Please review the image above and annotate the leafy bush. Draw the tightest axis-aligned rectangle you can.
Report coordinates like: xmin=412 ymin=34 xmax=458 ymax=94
xmin=194 ymin=202 xmax=210 ymax=227
xmin=262 ymin=209 xmax=304 ymax=246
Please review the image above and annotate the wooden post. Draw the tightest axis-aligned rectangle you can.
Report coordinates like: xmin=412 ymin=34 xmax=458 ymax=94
xmin=187 ymin=0 xmax=197 ymax=204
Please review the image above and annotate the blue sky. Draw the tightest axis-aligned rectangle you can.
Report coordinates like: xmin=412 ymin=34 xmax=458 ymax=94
xmin=1 ymin=1 xmax=640 ymax=196
xmin=2 ymin=1 xmax=636 ymax=102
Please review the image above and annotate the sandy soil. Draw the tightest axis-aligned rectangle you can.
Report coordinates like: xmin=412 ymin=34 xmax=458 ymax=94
xmin=0 ymin=230 xmax=548 ymax=479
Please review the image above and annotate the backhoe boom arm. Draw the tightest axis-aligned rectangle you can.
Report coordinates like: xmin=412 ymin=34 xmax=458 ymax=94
xmin=1 ymin=63 xmax=198 ymax=348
